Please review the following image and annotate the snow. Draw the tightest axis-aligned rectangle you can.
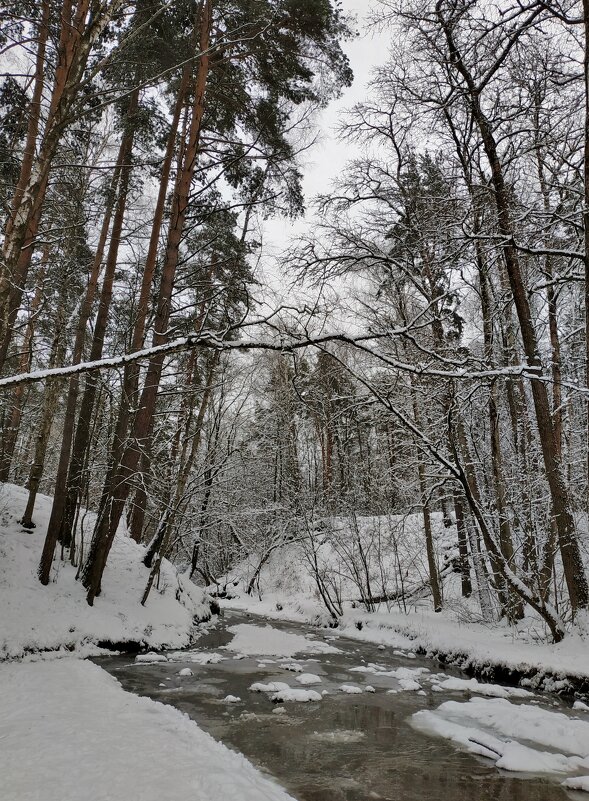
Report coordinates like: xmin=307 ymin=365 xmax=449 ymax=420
xmin=178 ymin=667 xmax=193 ymax=676
xmin=295 ymin=672 xmax=322 ymax=685
xmin=435 ymin=677 xmax=534 ymax=699
xmin=339 ymin=684 xmax=363 ymax=694
xmin=0 ymin=658 xmax=296 ymax=801
xmin=222 ymin=695 xmax=241 ymax=704
xmin=227 ymin=623 xmax=339 ymax=658
xmin=412 ymin=696 xmax=589 ymax=784
xmin=0 ymin=484 xmax=212 ymax=658
xmin=249 ymin=681 xmax=291 ymax=693
xmin=135 ymin=652 xmax=167 ymax=663
xmin=270 ymin=688 xmax=322 ymax=703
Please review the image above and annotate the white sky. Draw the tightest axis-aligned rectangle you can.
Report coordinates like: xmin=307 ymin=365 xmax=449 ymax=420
xmin=252 ymin=0 xmax=390 ymax=326
xmin=259 ymin=0 xmax=388 ymax=256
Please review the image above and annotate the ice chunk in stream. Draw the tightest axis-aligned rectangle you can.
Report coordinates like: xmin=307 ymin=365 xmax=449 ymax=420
xmin=249 ymin=681 xmax=291 ymax=693
xmin=135 ymin=652 xmax=167 ymax=663
xmin=339 ymin=684 xmax=363 ymax=694
xmin=436 ymin=677 xmax=533 ymax=699
xmin=271 ymin=689 xmax=322 ymax=703
xmin=222 ymin=695 xmax=241 ymax=704
xmin=280 ymin=663 xmax=303 ymax=672
xmin=311 ymin=730 xmax=365 ymax=744
xmin=563 ymin=776 xmax=589 ymax=792
xmin=412 ymin=697 xmax=589 ymax=780
xmin=167 ymin=651 xmax=225 ymax=665
xmin=178 ymin=668 xmax=193 ymax=677
xmin=295 ymin=673 xmax=322 ymax=685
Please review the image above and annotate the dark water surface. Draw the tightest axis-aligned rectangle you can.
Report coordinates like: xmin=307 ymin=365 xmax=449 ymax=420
xmin=95 ymin=612 xmax=581 ymax=801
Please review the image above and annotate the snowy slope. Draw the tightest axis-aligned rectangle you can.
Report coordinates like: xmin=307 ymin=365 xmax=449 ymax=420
xmin=0 ymin=484 xmax=212 ymax=659
xmin=0 ymin=658 xmax=295 ymax=801
xmin=218 ymin=513 xmax=589 ymax=691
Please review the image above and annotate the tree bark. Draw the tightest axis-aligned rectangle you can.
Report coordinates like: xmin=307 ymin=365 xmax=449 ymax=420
xmin=440 ymin=10 xmax=589 ymax=613
xmin=82 ymin=0 xmax=213 ymax=605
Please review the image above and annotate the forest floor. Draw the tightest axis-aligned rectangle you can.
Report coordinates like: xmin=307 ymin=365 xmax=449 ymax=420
xmin=0 ymin=484 xmax=295 ymax=801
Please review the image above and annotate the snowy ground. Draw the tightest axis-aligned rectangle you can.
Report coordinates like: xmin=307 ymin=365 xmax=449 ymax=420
xmin=0 ymin=484 xmax=211 ymax=659
xmin=0 ymin=658 xmax=296 ymax=801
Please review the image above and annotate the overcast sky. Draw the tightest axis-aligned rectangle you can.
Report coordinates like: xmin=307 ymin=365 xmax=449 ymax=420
xmin=259 ymin=0 xmax=388 ymax=255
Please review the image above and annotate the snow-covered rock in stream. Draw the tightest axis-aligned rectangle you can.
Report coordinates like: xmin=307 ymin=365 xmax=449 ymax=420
xmin=271 ymin=688 xmax=322 ymax=703
xmin=249 ymin=681 xmax=291 ymax=693
xmin=295 ymin=673 xmax=322 ymax=685
xmin=135 ymin=653 xmax=168 ymax=664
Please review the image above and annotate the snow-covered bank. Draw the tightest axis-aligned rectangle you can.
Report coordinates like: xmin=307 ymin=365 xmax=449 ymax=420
xmin=0 ymin=484 xmax=212 ymax=659
xmin=219 ymin=529 xmax=589 ymax=695
xmin=0 ymin=658 xmax=295 ymax=801
xmin=224 ymin=593 xmax=589 ymax=694
xmin=412 ymin=696 xmax=589 ymax=788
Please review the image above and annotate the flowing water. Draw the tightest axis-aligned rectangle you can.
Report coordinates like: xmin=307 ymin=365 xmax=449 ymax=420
xmin=96 ymin=611 xmax=582 ymax=801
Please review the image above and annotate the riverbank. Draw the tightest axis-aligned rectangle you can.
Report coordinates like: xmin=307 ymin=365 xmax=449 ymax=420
xmin=0 ymin=483 xmax=212 ymax=659
xmin=0 ymin=483 xmax=297 ymax=801
xmin=0 ymin=657 xmax=296 ymax=801
xmin=223 ymin=593 xmax=589 ymax=696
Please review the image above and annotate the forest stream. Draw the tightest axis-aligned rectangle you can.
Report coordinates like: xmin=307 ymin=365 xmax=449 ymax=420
xmin=95 ymin=611 xmax=582 ymax=801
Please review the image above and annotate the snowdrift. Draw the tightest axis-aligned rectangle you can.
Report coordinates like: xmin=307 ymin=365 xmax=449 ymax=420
xmin=0 ymin=484 xmax=212 ymax=659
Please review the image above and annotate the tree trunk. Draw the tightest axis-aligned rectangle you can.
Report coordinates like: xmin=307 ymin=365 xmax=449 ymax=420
xmin=82 ymin=1 xmax=213 ymax=604
xmin=0 ymin=250 xmax=48 ymax=480
xmin=453 ymin=490 xmax=472 ymax=598
xmin=441 ymin=16 xmax=589 ymax=613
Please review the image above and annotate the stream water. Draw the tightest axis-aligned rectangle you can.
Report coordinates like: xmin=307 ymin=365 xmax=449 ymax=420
xmin=96 ymin=611 xmax=581 ymax=801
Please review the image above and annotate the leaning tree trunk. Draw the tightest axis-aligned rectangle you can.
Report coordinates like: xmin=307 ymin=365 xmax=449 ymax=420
xmin=37 ymin=97 xmax=137 ymax=586
xmin=58 ymin=90 xmax=137 ymax=551
xmin=41 ymin=145 xmax=123 ymax=559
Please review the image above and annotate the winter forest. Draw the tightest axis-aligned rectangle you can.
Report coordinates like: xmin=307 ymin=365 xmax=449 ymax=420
xmin=5 ymin=1 xmax=589 ymax=799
